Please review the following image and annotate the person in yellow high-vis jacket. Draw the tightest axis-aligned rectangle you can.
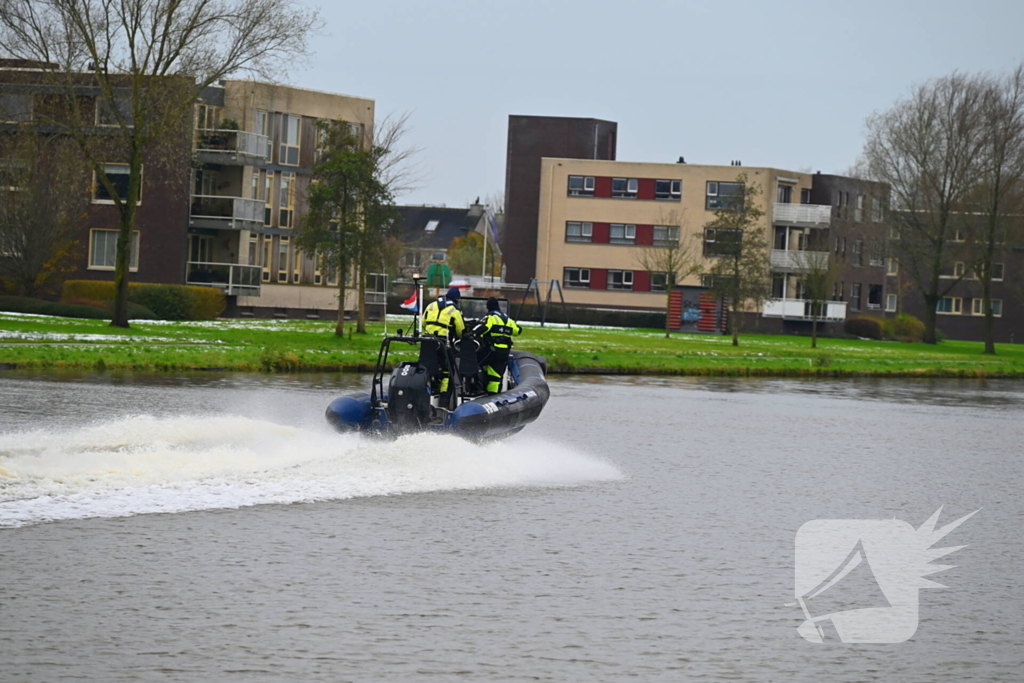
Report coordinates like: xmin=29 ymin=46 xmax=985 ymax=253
xmin=472 ymin=297 xmax=522 ymax=394
xmin=422 ymin=287 xmax=465 ymax=396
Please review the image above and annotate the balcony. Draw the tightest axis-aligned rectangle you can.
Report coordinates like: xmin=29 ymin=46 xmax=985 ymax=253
xmin=773 ymin=203 xmax=831 ymax=228
xmin=186 ymin=261 xmax=261 ymax=297
xmin=195 ymin=129 xmax=270 ymax=166
xmin=770 ymin=249 xmax=830 ymax=272
xmin=189 ymin=195 xmax=264 ymax=231
xmin=762 ymin=299 xmax=847 ymax=321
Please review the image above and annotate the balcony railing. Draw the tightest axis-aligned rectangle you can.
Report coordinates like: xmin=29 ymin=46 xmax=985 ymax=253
xmin=195 ymin=129 xmax=270 ymax=165
xmin=189 ymin=195 xmax=264 ymax=231
xmin=773 ymin=203 xmax=832 ymax=228
xmin=186 ymin=261 xmax=261 ymax=297
xmin=770 ymin=249 xmax=830 ymax=272
xmin=762 ymin=298 xmax=847 ymax=321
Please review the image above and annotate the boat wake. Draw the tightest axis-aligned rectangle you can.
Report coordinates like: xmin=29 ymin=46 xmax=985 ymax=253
xmin=0 ymin=415 xmax=620 ymax=528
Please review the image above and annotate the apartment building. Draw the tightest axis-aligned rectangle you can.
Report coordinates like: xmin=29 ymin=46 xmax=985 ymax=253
xmin=504 ymin=115 xmax=618 ymax=284
xmin=0 ymin=62 xmax=376 ymax=318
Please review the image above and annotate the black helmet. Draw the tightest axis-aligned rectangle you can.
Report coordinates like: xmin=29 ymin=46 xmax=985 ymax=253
xmin=486 ymin=297 xmax=500 ymax=311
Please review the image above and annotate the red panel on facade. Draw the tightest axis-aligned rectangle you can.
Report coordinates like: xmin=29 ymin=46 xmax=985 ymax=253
xmin=633 ymin=270 xmax=651 ymax=292
xmin=592 ymin=222 xmax=610 ymax=244
xmin=594 ymin=176 xmax=612 ymax=198
xmin=589 ymin=268 xmax=607 ymax=289
xmin=669 ymin=290 xmax=682 ymax=330
xmin=635 ymin=224 xmax=653 ymax=246
xmin=638 ymin=178 xmax=656 ymax=200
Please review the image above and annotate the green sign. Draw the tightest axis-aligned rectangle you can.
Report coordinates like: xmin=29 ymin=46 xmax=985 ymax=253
xmin=426 ymin=263 xmax=452 ymax=288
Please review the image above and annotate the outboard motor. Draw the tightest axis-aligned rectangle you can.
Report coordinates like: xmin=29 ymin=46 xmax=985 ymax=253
xmin=386 ymin=362 xmax=432 ymax=431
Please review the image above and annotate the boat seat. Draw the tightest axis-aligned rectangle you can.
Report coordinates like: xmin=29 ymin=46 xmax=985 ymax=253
xmin=417 ymin=338 xmax=443 ymax=383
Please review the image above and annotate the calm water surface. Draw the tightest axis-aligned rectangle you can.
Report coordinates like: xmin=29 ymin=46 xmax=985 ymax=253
xmin=0 ymin=371 xmax=1021 ymax=681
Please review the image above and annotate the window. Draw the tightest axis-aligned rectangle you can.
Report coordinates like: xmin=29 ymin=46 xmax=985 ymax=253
xmin=852 ymin=239 xmax=863 ymax=266
xmin=279 ymin=172 xmax=295 ymax=227
xmin=777 ymin=185 xmax=791 ymax=203
xmin=940 ymin=261 xmax=965 ymax=279
xmin=655 ymin=179 xmax=682 ymax=199
xmin=800 ymin=188 xmax=812 ymax=204
xmin=280 ymin=115 xmax=300 ymax=166
xmin=868 ymin=284 xmax=882 ymax=309
xmin=264 ymin=173 xmax=273 ymax=225
xmin=262 ymin=237 xmax=272 ymax=282
xmin=703 ymin=227 xmax=742 ymax=256
xmin=568 ymin=175 xmax=595 ymax=196
xmin=93 ymin=164 xmax=140 ymax=204
xmin=869 ymin=242 xmax=884 ymax=267
xmin=277 ymin=236 xmax=290 ymax=282
xmin=952 ymin=228 xmax=966 ymax=242
xmin=609 ymin=224 xmax=636 ymax=244
xmin=255 ymin=110 xmax=271 ymax=159
xmin=195 ymin=103 xmax=221 ymax=130
xmin=855 ymin=195 xmax=864 ymax=222
xmin=607 ymin=270 xmax=634 ymax=290
xmin=706 ymin=181 xmax=744 ymax=210
xmin=96 ymin=98 xmax=133 ymax=126
xmin=612 ymin=177 xmax=638 ymax=198
xmin=872 ymin=197 xmax=883 ymax=222
xmin=972 ymin=298 xmax=1003 ymax=317
xmin=885 ymin=293 xmax=897 ymax=312
xmin=424 ymin=220 xmax=439 ymax=232
xmin=0 ymin=159 xmax=27 ymax=190
xmin=565 ymin=221 xmax=593 ymax=243
xmin=651 ymin=272 xmax=670 ymax=292
xmin=564 ymin=267 xmax=590 ymax=288
xmin=249 ymin=236 xmax=258 ymax=267
xmin=937 ymin=297 xmax=963 ymax=314
xmin=992 ymin=263 xmax=1005 ymax=281
xmin=89 ymin=229 xmax=139 ymax=270
xmin=0 ymin=94 xmax=32 ymax=122
xmin=850 ymin=283 xmax=862 ymax=311
xmin=887 ymin=258 xmax=898 ymax=276
xmin=653 ymin=225 xmax=679 ymax=247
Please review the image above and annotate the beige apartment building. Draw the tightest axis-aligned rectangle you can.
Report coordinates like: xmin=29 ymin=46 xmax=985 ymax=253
xmin=189 ymin=81 xmax=375 ymax=317
xmin=535 ymin=158 xmax=846 ymax=325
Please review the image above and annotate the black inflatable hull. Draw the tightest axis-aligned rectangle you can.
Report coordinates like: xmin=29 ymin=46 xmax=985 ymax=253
xmin=325 ymin=351 xmax=549 ymax=440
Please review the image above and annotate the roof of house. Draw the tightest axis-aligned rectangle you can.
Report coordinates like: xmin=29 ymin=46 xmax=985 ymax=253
xmin=396 ymin=205 xmax=482 ymax=251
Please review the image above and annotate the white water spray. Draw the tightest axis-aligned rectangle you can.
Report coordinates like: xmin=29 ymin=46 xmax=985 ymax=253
xmin=0 ymin=415 xmax=620 ymax=528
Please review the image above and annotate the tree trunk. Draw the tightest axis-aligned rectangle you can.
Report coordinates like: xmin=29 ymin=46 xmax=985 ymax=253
xmin=664 ymin=289 xmax=671 ymax=339
xmin=811 ymin=314 xmax=818 ymax=349
xmin=923 ymin=297 xmax=938 ymax=344
xmin=109 ymin=154 xmax=141 ymax=329
xmin=335 ymin=263 xmax=346 ymax=337
xmin=730 ymin=300 xmax=738 ymax=346
xmin=356 ymin=261 xmax=367 ymax=334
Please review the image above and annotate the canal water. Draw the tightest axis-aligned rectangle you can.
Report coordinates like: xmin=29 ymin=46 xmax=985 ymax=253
xmin=0 ymin=372 xmax=1021 ymax=681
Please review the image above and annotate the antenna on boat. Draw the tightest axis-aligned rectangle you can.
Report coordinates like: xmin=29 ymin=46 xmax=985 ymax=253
xmin=412 ymin=273 xmax=423 ymax=337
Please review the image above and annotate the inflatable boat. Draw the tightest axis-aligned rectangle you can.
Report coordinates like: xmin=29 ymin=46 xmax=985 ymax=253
xmin=325 ymin=297 xmax=549 ymax=441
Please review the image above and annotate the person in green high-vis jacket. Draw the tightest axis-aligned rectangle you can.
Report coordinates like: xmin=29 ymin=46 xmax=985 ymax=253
xmin=472 ymin=297 xmax=522 ymax=394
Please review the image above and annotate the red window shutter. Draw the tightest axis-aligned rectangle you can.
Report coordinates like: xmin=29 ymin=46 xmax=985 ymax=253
xmin=633 ymin=270 xmax=651 ymax=292
xmin=638 ymin=179 xmax=656 ymax=200
xmin=592 ymin=222 xmax=610 ymax=244
xmin=594 ymin=176 xmax=612 ymax=198
xmin=635 ymin=224 xmax=653 ymax=246
xmin=589 ymin=268 xmax=607 ymax=289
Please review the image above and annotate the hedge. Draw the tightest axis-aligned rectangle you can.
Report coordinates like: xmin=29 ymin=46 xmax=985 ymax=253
xmin=844 ymin=316 xmax=884 ymax=340
xmin=882 ymin=313 xmax=925 ymax=343
xmin=0 ymin=295 xmax=157 ymax=320
xmin=63 ymin=280 xmax=225 ymax=320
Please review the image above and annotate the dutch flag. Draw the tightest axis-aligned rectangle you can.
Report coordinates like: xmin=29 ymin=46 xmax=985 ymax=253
xmin=400 ymin=290 xmax=418 ymax=312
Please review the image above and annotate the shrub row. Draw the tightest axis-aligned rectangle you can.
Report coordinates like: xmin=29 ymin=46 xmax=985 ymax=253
xmin=385 ymin=295 xmax=666 ymax=329
xmin=845 ymin=314 xmax=926 ymax=342
xmin=63 ymin=280 xmax=225 ymax=320
xmin=0 ymin=295 xmax=157 ymax=320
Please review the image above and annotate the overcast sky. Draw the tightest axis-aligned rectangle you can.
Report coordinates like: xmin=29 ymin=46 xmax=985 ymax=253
xmin=293 ymin=0 xmax=1024 ymax=208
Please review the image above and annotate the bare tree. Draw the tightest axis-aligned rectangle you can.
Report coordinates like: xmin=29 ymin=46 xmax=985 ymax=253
xmin=965 ymin=66 xmax=1024 ymax=354
xmin=862 ymin=73 xmax=987 ymax=343
xmin=0 ymin=0 xmax=321 ymax=327
xmin=701 ymin=174 xmax=772 ymax=346
xmin=0 ymin=132 xmax=89 ymax=296
xmin=634 ymin=209 xmax=699 ymax=338
xmin=799 ymin=245 xmax=842 ymax=349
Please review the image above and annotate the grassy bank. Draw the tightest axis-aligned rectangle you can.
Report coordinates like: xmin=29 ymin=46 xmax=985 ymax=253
xmin=1 ymin=310 xmax=1023 ymax=377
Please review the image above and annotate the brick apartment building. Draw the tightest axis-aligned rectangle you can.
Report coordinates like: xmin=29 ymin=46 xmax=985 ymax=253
xmin=1 ymin=61 xmax=378 ymax=318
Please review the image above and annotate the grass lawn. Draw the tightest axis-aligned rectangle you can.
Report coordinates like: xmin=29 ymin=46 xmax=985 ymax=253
xmin=1 ymin=310 xmax=1023 ymax=377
